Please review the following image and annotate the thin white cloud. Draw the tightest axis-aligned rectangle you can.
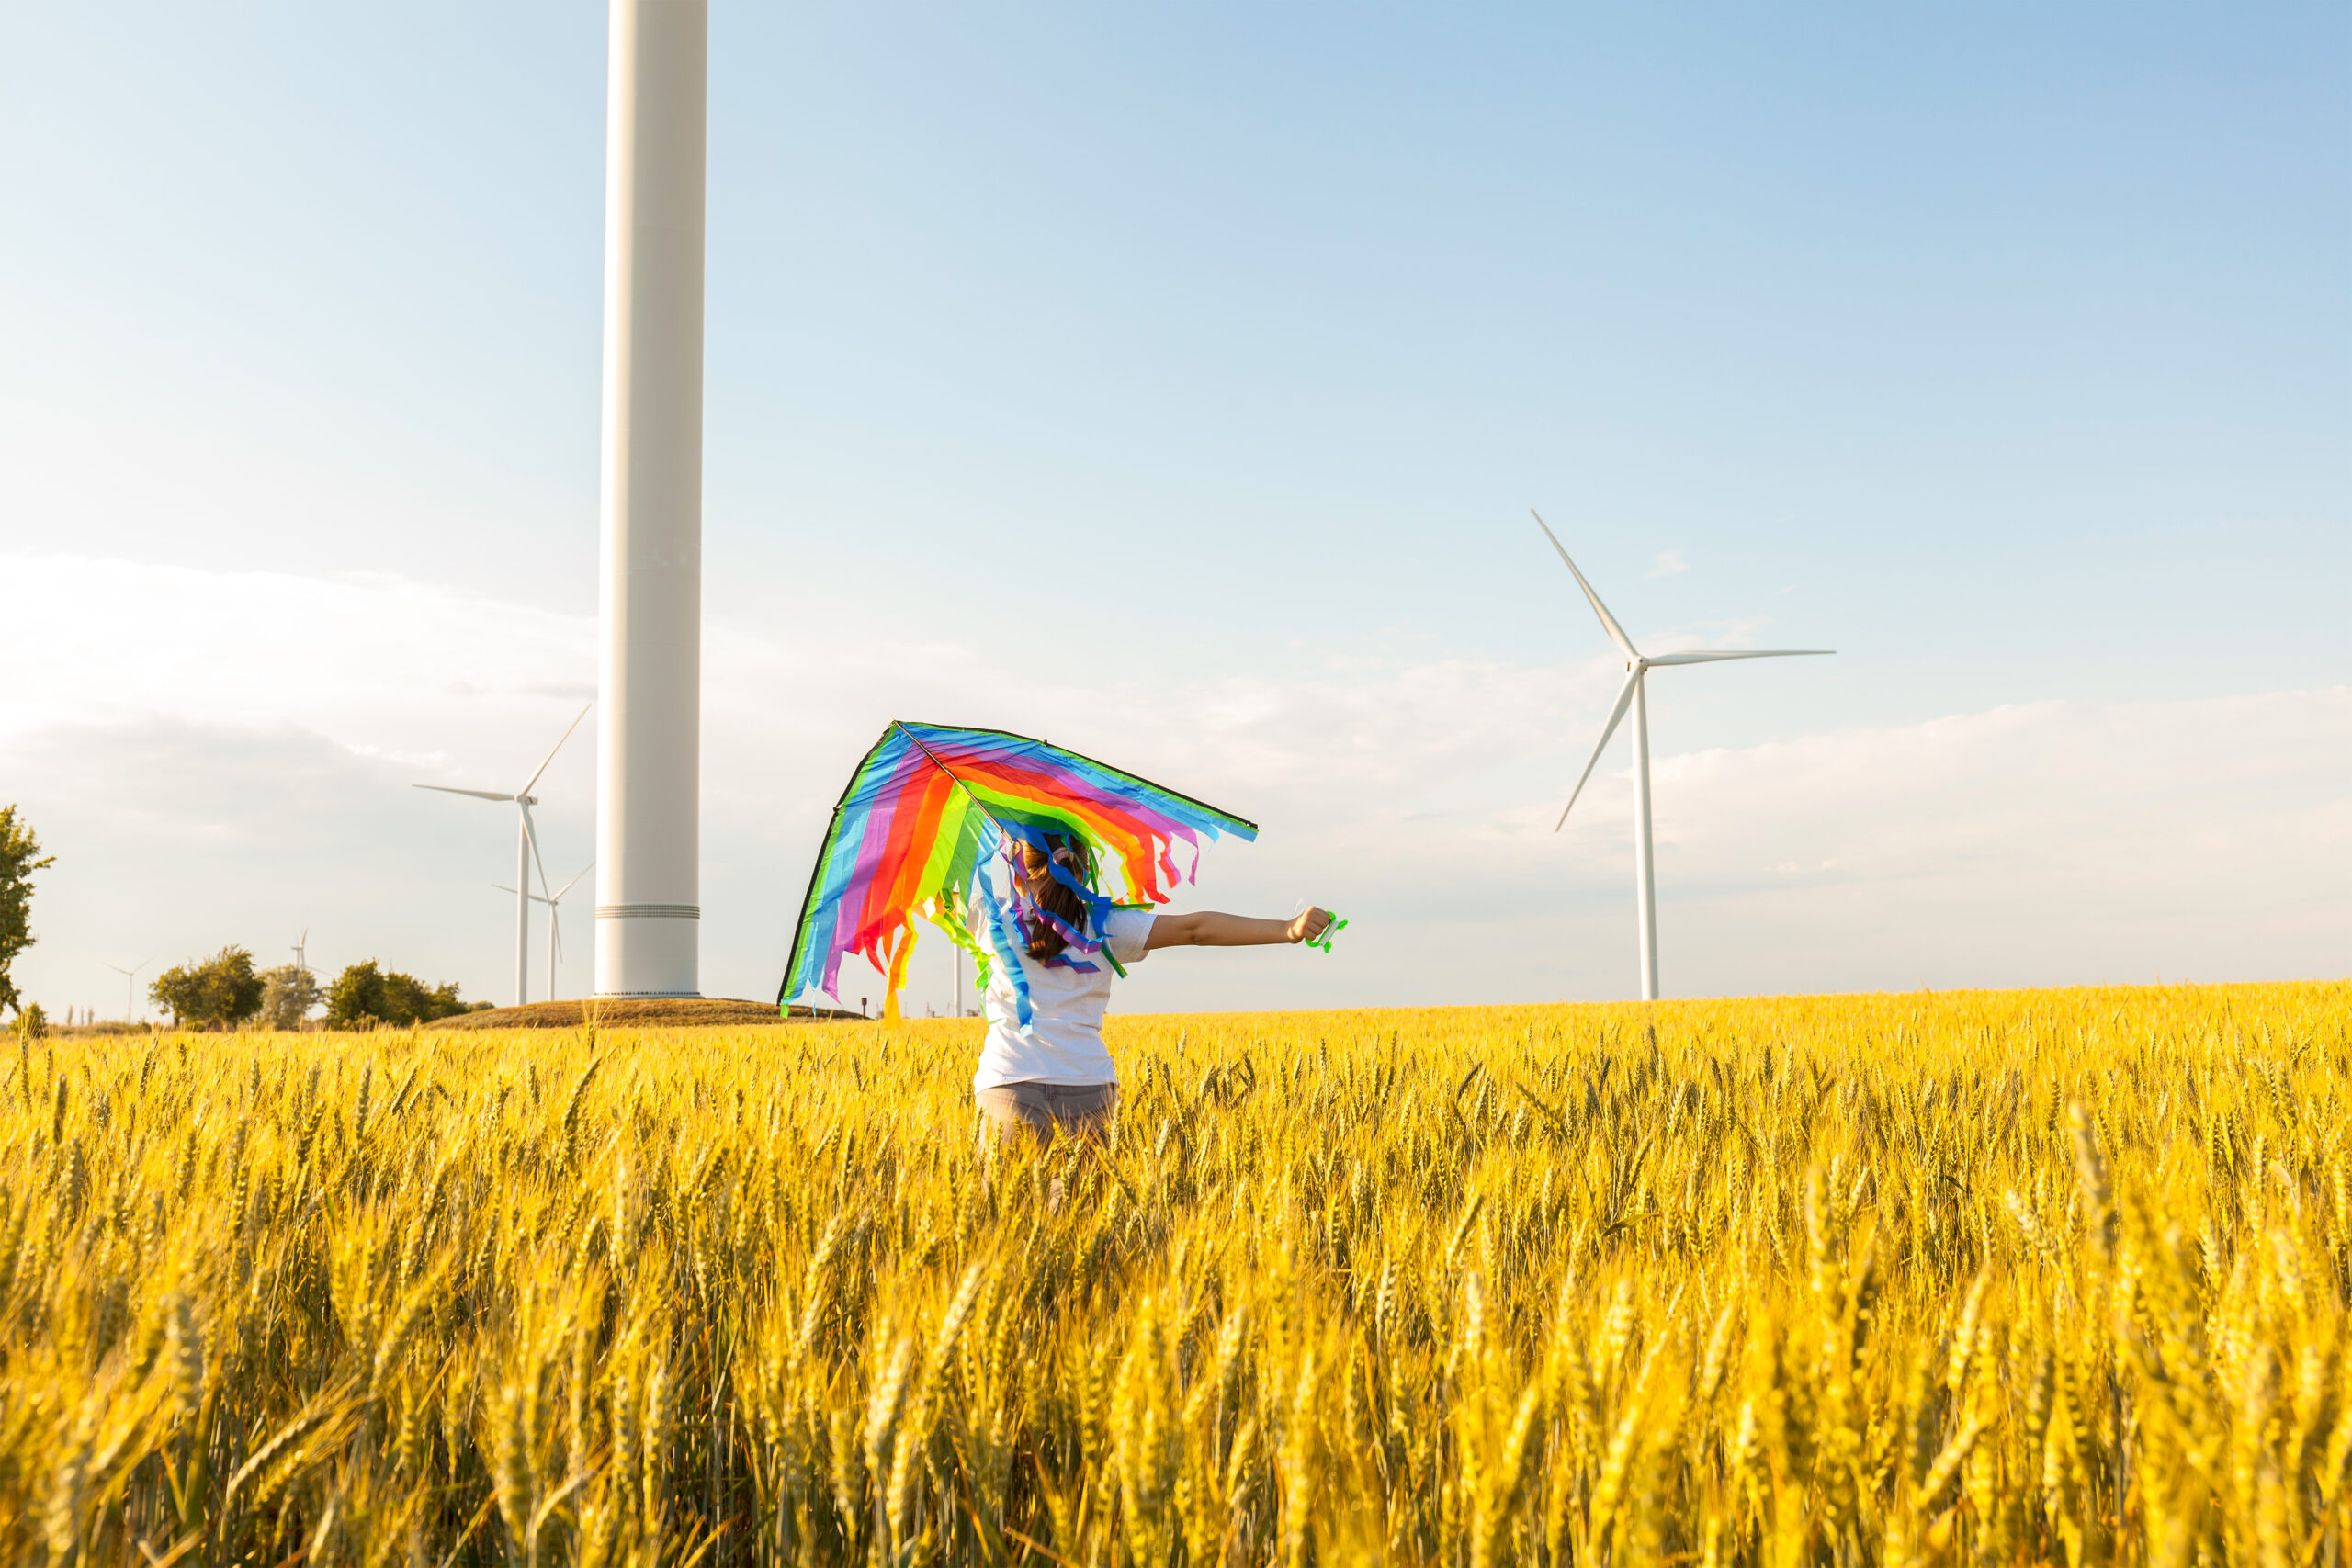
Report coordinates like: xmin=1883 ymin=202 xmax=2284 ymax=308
xmin=1647 ymin=548 xmax=1689 ymax=577
xmin=2 ymin=554 xmax=2345 ymax=1017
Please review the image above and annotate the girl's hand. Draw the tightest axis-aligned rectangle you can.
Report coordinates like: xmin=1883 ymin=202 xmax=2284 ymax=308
xmin=1145 ymin=908 xmax=1338 ymax=950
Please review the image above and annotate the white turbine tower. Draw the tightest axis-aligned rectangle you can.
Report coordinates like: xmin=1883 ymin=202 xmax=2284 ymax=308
xmin=414 ymin=705 xmax=592 ymax=1007
xmin=495 ymin=863 xmax=594 ymax=1004
xmin=595 ymin=0 xmax=707 ymax=998
xmin=1533 ymin=511 xmax=1833 ymax=1001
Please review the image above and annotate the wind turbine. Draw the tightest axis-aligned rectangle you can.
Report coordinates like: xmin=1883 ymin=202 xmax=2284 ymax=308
xmin=415 ymin=704 xmax=592 ymax=1007
xmin=1533 ymin=511 xmax=1833 ymax=1001
xmin=104 ymin=957 xmax=154 ymax=1023
xmin=494 ymin=863 xmax=594 ymax=1004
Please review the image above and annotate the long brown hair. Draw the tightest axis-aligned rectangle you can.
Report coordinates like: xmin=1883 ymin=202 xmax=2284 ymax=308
xmin=1018 ymin=832 xmax=1091 ymax=961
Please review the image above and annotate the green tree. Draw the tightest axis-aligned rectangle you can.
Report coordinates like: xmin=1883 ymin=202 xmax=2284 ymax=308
xmin=382 ymin=971 xmax=468 ymax=1024
xmin=327 ymin=961 xmax=483 ymax=1027
xmin=0 ymin=805 xmax=54 ymax=1021
xmin=258 ymin=964 xmax=322 ymax=1030
xmin=151 ymin=947 xmax=266 ymax=1030
xmin=325 ymin=961 xmax=388 ymax=1028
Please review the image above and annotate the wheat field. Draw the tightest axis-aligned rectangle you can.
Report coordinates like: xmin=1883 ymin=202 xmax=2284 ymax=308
xmin=5 ymin=982 xmax=2348 ymax=1566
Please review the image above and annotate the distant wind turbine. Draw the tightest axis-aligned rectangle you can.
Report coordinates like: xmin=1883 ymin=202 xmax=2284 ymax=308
xmin=1533 ymin=511 xmax=1834 ymax=1001
xmin=104 ymin=956 xmax=155 ymax=1023
xmin=494 ymin=863 xmax=594 ymax=1004
xmin=415 ymin=704 xmax=592 ymax=1007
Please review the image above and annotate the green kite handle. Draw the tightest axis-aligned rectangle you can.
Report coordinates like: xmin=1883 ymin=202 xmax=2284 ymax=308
xmin=1306 ymin=914 xmax=1347 ymax=953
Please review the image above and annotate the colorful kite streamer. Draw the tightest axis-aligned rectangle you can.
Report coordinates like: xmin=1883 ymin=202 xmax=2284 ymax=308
xmin=780 ymin=722 xmax=1258 ymax=1022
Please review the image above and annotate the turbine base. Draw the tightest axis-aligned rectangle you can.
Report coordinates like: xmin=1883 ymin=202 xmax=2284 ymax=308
xmin=594 ymin=908 xmax=698 ymax=998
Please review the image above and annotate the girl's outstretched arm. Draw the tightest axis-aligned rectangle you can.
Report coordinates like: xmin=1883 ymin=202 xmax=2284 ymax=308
xmin=1145 ymin=907 xmax=1333 ymax=950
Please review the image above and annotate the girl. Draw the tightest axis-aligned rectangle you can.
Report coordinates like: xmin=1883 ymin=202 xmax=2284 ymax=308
xmin=973 ymin=831 xmax=1334 ymax=1145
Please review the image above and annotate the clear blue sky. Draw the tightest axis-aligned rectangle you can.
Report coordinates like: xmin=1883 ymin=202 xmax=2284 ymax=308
xmin=4 ymin=3 xmax=2346 ymax=1014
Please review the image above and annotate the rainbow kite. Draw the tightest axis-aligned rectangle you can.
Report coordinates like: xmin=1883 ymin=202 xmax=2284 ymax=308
xmin=780 ymin=721 xmax=1258 ymax=1022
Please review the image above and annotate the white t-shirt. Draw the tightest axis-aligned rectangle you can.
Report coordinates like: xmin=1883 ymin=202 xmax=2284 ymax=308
xmin=971 ymin=907 xmax=1156 ymax=1091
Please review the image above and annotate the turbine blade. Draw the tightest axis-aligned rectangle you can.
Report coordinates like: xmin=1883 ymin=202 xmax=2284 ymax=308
xmin=519 ymin=702 xmax=594 ymax=797
xmin=554 ymin=862 xmax=595 ymax=899
xmin=521 ymin=804 xmax=552 ymax=899
xmin=1556 ymin=669 xmax=1643 ymax=831
xmin=1531 ymin=510 xmax=1640 ymax=658
xmin=414 ymin=784 xmax=515 ymax=802
xmin=1642 ymin=649 xmax=1836 ymax=666
xmin=549 ymin=908 xmax=563 ymax=962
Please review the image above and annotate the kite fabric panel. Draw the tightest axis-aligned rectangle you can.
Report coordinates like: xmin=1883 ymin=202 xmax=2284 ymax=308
xmin=779 ymin=721 xmax=1258 ymax=1023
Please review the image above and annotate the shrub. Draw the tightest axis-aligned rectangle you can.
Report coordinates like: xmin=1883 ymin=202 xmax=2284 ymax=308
xmin=150 ymin=947 xmax=265 ymax=1030
xmin=326 ymin=960 xmax=479 ymax=1027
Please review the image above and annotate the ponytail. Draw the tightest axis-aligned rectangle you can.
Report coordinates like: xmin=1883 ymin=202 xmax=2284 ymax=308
xmin=1019 ymin=833 xmax=1091 ymax=961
